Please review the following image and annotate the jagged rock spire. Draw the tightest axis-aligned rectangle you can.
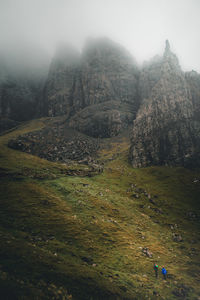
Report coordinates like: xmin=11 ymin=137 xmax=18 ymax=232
xmin=163 ymin=39 xmax=180 ymax=69
xmin=130 ymin=39 xmax=199 ymax=168
xmin=164 ymin=39 xmax=172 ymax=58
xmin=165 ymin=39 xmax=170 ymax=52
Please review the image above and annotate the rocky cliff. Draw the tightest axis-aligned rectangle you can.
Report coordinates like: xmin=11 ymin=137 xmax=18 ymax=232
xmin=130 ymin=40 xmax=200 ymax=167
xmin=0 ymin=48 xmax=48 ymax=131
xmin=44 ymin=38 xmax=139 ymax=137
xmin=185 ymin=70 xmax=200 ymax=121
xmin=1 ymin=38 xmax=200 ymax=167
xmin=43 ymin=44 xmax=81 ymax=117
xmin=0 ymin=77 xmax=41 ymax=121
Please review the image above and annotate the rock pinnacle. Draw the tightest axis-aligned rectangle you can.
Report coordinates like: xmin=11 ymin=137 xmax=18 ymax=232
xmin=165 ymin=39 xmax=170 ymax=52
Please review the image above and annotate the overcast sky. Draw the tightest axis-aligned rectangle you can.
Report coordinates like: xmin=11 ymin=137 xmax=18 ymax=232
xmin=0 ymin=0 xmax=200 ymax=71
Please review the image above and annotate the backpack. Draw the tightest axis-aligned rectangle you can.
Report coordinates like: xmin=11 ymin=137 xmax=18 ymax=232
xmin=154 ymin=264 xmax=158 ymax=270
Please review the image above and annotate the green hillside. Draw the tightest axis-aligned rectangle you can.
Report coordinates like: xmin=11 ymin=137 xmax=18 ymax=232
xmin=0 ymin=118 xmax=200 ymax=299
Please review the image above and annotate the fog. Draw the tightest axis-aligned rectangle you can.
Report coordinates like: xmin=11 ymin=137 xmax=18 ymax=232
xmin=1 ymin=0 xmax=200 ymax=72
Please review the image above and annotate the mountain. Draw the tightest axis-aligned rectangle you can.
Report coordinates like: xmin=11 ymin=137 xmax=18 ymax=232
xmin=185 ymin=70 xmax=200 ymax=121
xmin=130 ymin=40 xmax=200 ymax=168
xmin=44 ymin=38 xmax=139 ymax=137
xmin=0 ymin=46 xmax=49 ymax=132
xmin=42 ymin=44 xmax=81 ymax=117
xmin=1 ymin=38 xmax=200 ymax=167
xmin=1 ymin=39 xmax=200 ymax=299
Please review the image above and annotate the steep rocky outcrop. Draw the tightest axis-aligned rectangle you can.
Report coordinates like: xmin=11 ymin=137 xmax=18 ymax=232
xmin=1 ymin=38 xmax=200 ymax=167
xmin=77 ymin=38 xmax=139 ymax=107
xmin=43 ymin=38 xmax=139 ymax=137
xmin=69 ymin=38 xmax=139 ymax=137
xmin=185 ymin=70 xmax=200 ymax=121
xmin=43 ymin=44 xmax=81 ymax=117
xmin=69 ymin=100 xmax=134 ymax=138
xmin=130 ymin=40 xmax=200 ymax=167
xmin=0 ymin=77 xmax=40 ymax=121
xmin=0 ymin=48 xmax=49 ymax=130
xmin=138 ymin=55 xmax=162 ymax=101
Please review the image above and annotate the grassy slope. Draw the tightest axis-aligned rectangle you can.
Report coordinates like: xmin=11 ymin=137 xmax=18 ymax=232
xmin=0 ymin=118 xmax=200 ymax=299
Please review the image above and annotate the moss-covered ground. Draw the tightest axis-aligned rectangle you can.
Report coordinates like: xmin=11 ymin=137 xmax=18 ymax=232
xmin=0 ymin=118 xmax=200 ymax=299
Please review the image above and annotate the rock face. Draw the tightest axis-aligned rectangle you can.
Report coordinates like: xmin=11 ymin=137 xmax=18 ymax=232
xmin=130 ymin=41 xmax=200 ymax=167
xmin=185 ymin=70 xmax=200 ymax=121
xmin=130 ymin=40 xmax=200 ymax=167
xmin=45 ymin=38 xmax=139 ymax=137
xmin=0 ymin=48 xmax=49 ymax=129
xmin=68 ymin=100 xmax=134 ymax=138
xmin=69 ymin=38 xmax=139 ymax=137
xmin=1 ymin=38 xmax=200 ymax=167
xmin=77 ymin=38 xmax=139 ymax=107
xmin=0 ymin=77 xmax=40 ymax=121
xmin=138 ymin=55 xmax=162 ymax=101
xmin=43 ymin=44 xmax=81 ymax=117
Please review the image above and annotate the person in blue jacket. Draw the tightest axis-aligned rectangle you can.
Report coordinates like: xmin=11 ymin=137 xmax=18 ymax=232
xmin=162 ymin=266 xmax=167 ymax=280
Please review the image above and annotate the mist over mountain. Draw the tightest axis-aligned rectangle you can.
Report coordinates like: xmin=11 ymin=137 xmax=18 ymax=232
xmin=1 ymin=2 xmax=200 ymax=299
xmin=1 ymin=37 xmax=200 ymax=168
xmin=0 ymin=44 xmax=49 ymax=129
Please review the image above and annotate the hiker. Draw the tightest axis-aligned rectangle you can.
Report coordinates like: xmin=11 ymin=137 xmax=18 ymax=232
xmin=161 ymin=266 xmax=167 ymax=280
xmin=153 ymin=263 xmax=159 ymax=278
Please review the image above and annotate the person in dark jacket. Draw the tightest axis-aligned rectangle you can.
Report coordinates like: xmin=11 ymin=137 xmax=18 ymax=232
xmin=153 ymin=263 xmax=159 ymax=278
xmin=162 ymin=266 xmax=167 ymax=280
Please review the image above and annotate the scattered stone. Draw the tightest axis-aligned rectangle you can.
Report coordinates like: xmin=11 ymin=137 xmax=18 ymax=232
xmin=142 ymin=247 xmax=153 ymax=258
xmin=92 ymin=264 xmax=97 ymax=267
xmin=193 ymin=178 xmax=199 ymax=183
xmin=153 ymin=220 xmax=159 ymax=224
xmin=152 ymin=207 xmax=163 ymax=214
xmin=119 ymin=286 xmax=127 ymax=292
xmin=153 ymin=290 xmax=159 ymax=296
xmin=172 ymin=233 xmax=183 ymax=242
xmin=131 ymin=193 xmax=139 ymax=198
xmin=149 ymin=198 xmax=156 ymax=205
xmin=131 ymin=184 xmax=136 ymax=188
xmin=8 ymin=126 xmax=101 ymax=171
xmin=81 ymin=256 xmax=93 ymax=265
